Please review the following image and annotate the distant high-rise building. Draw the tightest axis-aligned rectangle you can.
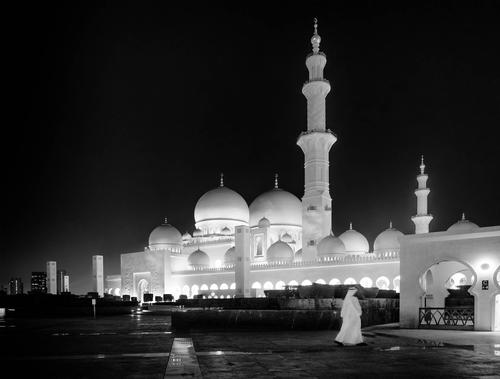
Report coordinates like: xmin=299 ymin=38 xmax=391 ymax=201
xmin=31 ymin=272 xmax=47 ymax=293
xmin=57 ymin=269 xmax=69 ymax=294
xmin=63 ymin=275 xmax=70 ymax=293
xmin=46 ymin=261 xmax=57 ymax=295
xmin=9 ymin=278 xmax=23 ymax=295
xmin=92 ymin=255 xmax=104 ymax=297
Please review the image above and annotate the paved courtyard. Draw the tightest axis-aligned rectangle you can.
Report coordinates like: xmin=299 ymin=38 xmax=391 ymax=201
xmin=1 ymin=312 xmax=499 ymax=378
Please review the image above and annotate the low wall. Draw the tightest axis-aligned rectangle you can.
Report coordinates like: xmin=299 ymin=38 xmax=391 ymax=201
xmin=172 ymin=299 xmax=399 ymax=330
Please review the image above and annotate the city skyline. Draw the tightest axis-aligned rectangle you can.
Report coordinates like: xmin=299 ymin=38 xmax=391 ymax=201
xmin=3 ymin=3 xmax=499 ymax=294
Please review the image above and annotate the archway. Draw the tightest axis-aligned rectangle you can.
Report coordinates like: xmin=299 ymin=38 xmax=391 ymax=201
xmin=393 ymin=276 xmax=400 ymax=293
xmin=419 ymin=260 xmax=476 ymax=329
xmin=344 ymin=277 xmax=356 ymax=285
xmin=114 ymin=288 xmax=121 ymax=297
xmin=263 ymin=281 xmax=274 ymax=290
xmin=191 ymin=285 xmax=199 ymax=297
xmin=275 ymin=281 xmax=285 ymax=290
xmin=137 ymin=279 xmax=149 ymax=303
xmin=288 ymin=280 xmax=298 ymax=286
xmin=220 ymin=283 xmax=229 ymax=290
xmin=329 ymin=278 xmax=340 ymax=285
xmin=301 ymin=280 xmax=312 ymax=286
xmin=360 ymin=277 xmax=373 ymax=288
xmin=375 ymin=276 xmax=390 ymax=290
xmin=315 ymin=279 xmax=326 ymax=284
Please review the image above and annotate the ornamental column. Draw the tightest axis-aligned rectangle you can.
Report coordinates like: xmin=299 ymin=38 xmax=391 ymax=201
xmin=297 ymin=19 xmax=336 ymax=261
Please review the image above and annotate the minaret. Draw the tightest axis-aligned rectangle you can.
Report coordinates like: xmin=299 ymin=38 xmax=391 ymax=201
xmin=297 ymin=19 xmax=337 ymax=261
xmin=411 ymin=155 xmax=433 ymax=233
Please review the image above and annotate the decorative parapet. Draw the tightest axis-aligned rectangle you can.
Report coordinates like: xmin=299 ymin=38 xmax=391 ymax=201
xmin=182 ymin=235 xmax=234 ymax=247
xmin=172 ymin=251 xmax=399 ymax=275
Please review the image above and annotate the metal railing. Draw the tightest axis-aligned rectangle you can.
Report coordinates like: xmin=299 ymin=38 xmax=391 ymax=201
xmin=419 ymin=307 xmax=474 ymax=330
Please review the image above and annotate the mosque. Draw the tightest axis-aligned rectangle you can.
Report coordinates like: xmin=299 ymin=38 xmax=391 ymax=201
xmin=105 ymin=21 xmax=500 ymax=331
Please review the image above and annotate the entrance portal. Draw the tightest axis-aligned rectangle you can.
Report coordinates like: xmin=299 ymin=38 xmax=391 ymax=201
xmin=419 ymin=261 xmax=475 ymax=330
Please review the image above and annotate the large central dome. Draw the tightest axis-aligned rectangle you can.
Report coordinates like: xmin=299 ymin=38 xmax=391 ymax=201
xmin=194 ymin=186 xmax=249 ymax=225
xmin=250 ymin=188 xmax=302 ymax=227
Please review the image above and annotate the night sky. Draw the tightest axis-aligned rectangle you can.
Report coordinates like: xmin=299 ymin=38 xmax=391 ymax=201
xmin=3 ymin=2 xmax=499 ymax=294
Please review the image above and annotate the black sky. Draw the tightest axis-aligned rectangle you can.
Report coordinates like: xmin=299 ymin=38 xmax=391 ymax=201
xmin=3 ymin=2 xmax=500 ymax=294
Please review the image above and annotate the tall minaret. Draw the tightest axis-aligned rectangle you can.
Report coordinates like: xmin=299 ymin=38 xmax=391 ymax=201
xmin=297 ymin=19 xmax=336 ymax=261
xmin=411 ymin=155 xmax=433 ymax=234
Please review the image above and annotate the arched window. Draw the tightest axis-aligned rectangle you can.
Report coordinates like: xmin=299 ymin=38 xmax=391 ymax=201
xmin=344 ymin=277 xmax=356 ymax=285
xmin=200 ymin=284 xmax=208 ymax=291
xmin=114 ymin=288 xmax=120 ymax=297
xmin=376 ymin=276 xmax=390 ymax=290
xmin=301 ymin=279 xmax=312 ymax=286
xmin=182 ymin=285 xmax=190 ymax=296
xmin=288 ymin=280 xmax=298 ymax=286
xmin=230 ymin=282 xmax=236 ymax=290
xmin=275 ymin=281 xmax=286 ymax=290
xmin=263 ymin=281 xmax=274 ymax=290
xmin=329 ymin=278 xmax=341 ymax=285
xmin=315 ymin=279 xmax=326 ymax=284
xmin=210 ymin=284 xmax=219 ymax=291
xmin=220 ymin=283 xmax=229 ymax=290
xmin=252 ymin=282 xmax=262 ymax=289
xmin=360 ymin=277 xmax=373 ymax=288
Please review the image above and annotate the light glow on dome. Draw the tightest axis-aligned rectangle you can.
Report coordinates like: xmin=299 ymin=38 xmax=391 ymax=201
xmin=194 ymin=186 xmax=249 ymax=225
xmin=250 ymin=188 xmax=302 ymax=227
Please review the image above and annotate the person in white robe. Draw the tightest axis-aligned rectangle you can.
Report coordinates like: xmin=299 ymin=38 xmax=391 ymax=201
xmin=335 ymin=287 xmax=364 ymax=345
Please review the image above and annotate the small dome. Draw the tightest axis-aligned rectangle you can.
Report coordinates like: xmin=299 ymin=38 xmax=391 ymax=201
xmin=374 ymin=224 xmax=404 ymax=253
xmin=448 ymin=214 xmax=479 ymax=233
xmin=318 ymin=233 xmax=346 ymax=256
xmin=281 ymin=232 xmax=293 ymax=243
xmin=182 ymin=232 xmax=192 ymax=241
xmin=188 ymin=249 xmax=210 ymax=268
xmin=192 ymin=228 xmax=203 ymax=237
xmin=339 ymin=224 xmax=369 ymax=254
xmin=149 ymin=220 xmax=182 ymax=248
xmin=258 ymin=217 xmax=271 ymax=228
xmin=250 ymin=188 xmax=302 ymax=227
xmin=267 ymin=240 xmax=294 ymax=262
xmin=194 ymin=186 xmax=249 ymax=225
xmin=224 ymin=246 xmax=235 ymax=265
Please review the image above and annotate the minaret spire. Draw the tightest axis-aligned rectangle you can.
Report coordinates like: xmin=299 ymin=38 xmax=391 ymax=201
xmin=411 ymin=156 xmax=433 ymax=234
xmin=220 ymin=172 xmax=224 ymax=187
xmin=298 ymin=19 xmax=336 ymax=261
xmin=311 ymin=18 xmax=321 ymax=54
xmin=274 ymin=173 xmax=279 ymax=189
xmin=420 ymin=155 xmax=425 ymax=174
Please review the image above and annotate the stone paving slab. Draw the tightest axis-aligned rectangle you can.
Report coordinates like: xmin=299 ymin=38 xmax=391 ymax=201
xmin=190 ymin=329 xmax=500 ymax=378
